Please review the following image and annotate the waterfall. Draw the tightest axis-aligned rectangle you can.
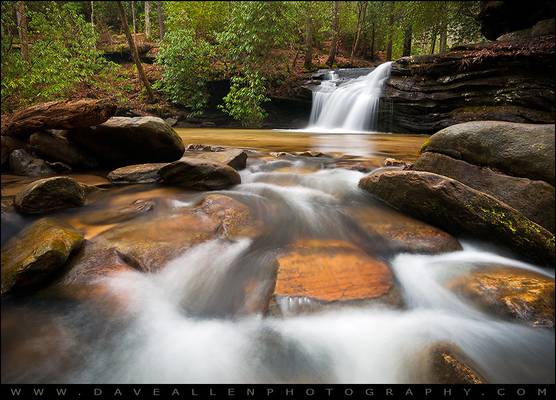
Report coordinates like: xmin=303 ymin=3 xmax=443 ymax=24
xmin=308 ymin=62 xmax=392 ymax=132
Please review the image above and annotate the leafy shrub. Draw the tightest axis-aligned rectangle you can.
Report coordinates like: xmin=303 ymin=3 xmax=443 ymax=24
xmin=154 ymin=28 xmax=213 ymax=115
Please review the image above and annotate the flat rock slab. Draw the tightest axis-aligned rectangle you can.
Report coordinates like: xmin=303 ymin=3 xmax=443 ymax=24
xmin=184 ymin=149 xmax=248 ymax=170
xmin=359 ymin=170 xmax=555 ymax=266
xmin=274 ymin=239 xmax=394 ymax=303
xmin=159 ymin=157 xmax=241 ymax=190
xmin=413 ymin=152 xmax=555 ymax=232
xmin=14 ymin=176 xmax=86 ymax=214
xmin=107 ymin=163 xmax=168 ymax=184
xmin=447 ymin=266 xmax=554 ymax=328
xmin=1 ymin=218 xmax=84 ymax=295
xmin=421 ymin=121 xmax=555 ymax=185
xmin=2 ymin=99 xmax=116 ymax=139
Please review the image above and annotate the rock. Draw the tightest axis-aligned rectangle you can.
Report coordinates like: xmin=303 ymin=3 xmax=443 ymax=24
xmin=185 ymin=144 xmax=226 ymax=152
xmin=87 ymin=195 xmax=260 ymax=272
xmin=14 ymin=176 xmax=86 ymax=214
xmin=273 ymin=239 xmax=395 ymax=304
xmin=184 ymin=148 xmax=248 ymax=170
xmin=107 ymin=163 xmax=167 ymax=184
xmin=421 ymin=343 xmax=486 ymax=384
xmin=295 ymin=151 xmax=330 ymax=158
xmin=9 ymin=149 xmax=56 ymax=177
xmin=1 ymin=218 xmax=84 ymax=295
xmin=66 ymin=116 xmax=185 ymax=167
xmin=383 ymin=157 xmax=411 ymax=168
xmin=349 ymin=206 xmax=462 ymax=255
xmin=379 ymin=35 xmax=555 ymax=134
xmin=413 ymin=152 xmax=555 ymax=232
xmin=359 ymin=170 xmax=555 ymax=265
xmin=79 ymin=199 xmax=155 ymax=225
xmin=2 ymin=99 xmax=117 ymax=139
xmin=421 ymin=121 xmax=555 ymax=185
xmin=1 ymin=136 xmax=25 ymax=168
xmin=164 ymin=117 xmax=178 ymax=127
xmin=29 ymin=130 xmax=98 ymax=168
xmin=447 ymin=266 xmax=554 ymax=328
xmin=159 ymin=157 xmax=241 ymax=190
xmin=477 ymin=0 xmax=555 ymax=40
xmin=497 ymin=18 xmax=556 ymax=41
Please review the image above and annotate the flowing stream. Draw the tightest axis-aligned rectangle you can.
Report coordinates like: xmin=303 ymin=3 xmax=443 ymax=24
xmin=1 ymin=130 xmax=554 ymax=384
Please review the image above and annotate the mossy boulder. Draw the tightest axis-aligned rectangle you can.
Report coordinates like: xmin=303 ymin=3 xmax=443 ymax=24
xmin=14 ymin=176 xmax=86 ymax=214
xmin=359 ymin=170 xmax=555 ymax=266
xmin=413 ymin=152 xmax=555 ymax=232
xmin=447 ymin=266 xmax=554 ymax=328
xmin=420 ymin=121 xmax=555 ymax=185
xmin=159 ymin=157 xmax=241 ymax=190
xmin=1 ymin=218 xmax=84 ymax=295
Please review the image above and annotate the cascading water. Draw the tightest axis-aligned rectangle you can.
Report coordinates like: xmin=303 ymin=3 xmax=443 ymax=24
xmin=308 ymin=62 xmax=392 ymax=132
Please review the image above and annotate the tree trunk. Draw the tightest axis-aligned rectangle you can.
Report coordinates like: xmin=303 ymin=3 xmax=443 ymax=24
xmin=303 ymin=16 xmax=313 ymax=70
xmin=350 ymin=1 xmax=368 ymax=64
xmin=325 ymin=1 xmax=339 ymax=67
xmin=90 ymin=1 xmax=94 ymax=26
xmin=430 ymin=30 xmax=437 ymax=54
xmin=439 ymin=20 xmax=448 ymax=54
xmin=15 ymin=1 xmax=29 ymax=63
xmin=117 ymin=1 xmax=154 ymax=102
xmin=385 ymin=2 xmax=394 ymax=61
xmin=144 ymin=1 xmax=151 ymax=38
xmin=370 ymin=22 xmax=375 ymax=60
xmin=131 ymin=1 xmax=136 ymax=34
xmin=402 ymin=23 xmax=412 ymax=57
xmin=157 ymin=1 xmax=165 ymax=40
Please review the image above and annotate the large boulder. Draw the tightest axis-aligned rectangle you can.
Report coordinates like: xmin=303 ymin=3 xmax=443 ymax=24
xmin=420 ymin=121 xmax=555 ymax=185
xmin=66 ymin=116 xmax=185 ymax=167
xmin=14 ymin=176 xmax=86 ymax=214
xmin=359 ymin=170 xmax=555 ymax=265
xmin=30 ymin=130 xmax=99 ymax=168
xmin=447 ymin=266 xmax=554 ymax=328
xmin=159 ymin=157 xmax=241 ymax=190
xmin=107 ymin=163 xmax=167 ymax=184
xmin=1 ymin=218 xmax=84 ymax=295
xmin=272 ymin=239 xmax=396 ymax=312
xmin=2 ymin=99 xmax=117 ymax=139
xmin=413 ymin=152 xmax=555 ymax=232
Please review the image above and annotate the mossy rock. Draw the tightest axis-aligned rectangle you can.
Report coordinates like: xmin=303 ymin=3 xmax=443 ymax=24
xmin=14 ymin=176 xmax=86 ymax=214
xmin=1 ymin=218 xmax=84 ymax=296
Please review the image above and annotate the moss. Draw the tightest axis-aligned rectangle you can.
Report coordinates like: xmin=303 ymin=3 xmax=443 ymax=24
xmin=420 ymin=138 xmax=432 ymax=154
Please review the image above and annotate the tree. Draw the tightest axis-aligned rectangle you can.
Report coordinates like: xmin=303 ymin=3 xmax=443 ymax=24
xmin=325 ymin=1 xmax=339 ymax=66
xmin=402 ymin=23 xmax=412 ymax=56
xmin=131 ymin=1 xmax=136 ymax=34
xmin=385 ymin=2 xmax=395 ymax=61
xmin=303 ymin=14 xmax=313 ymax=70
xmin=15 ymin=1 xmax=29 ymax=63
xmin=116 ymin=1 xmax=154 ymax=101
xmin=157 ymin=1 xmax=165 ymax=40
xmin=144 ymin=1 xmax=150 ymax=38
xmin=439 ymin=18 xmax=448 ymax=54
xmin=350 ymin=1 xmax=368 ymax=64
xmin=90 ymin=1 xmax=94 ymax=27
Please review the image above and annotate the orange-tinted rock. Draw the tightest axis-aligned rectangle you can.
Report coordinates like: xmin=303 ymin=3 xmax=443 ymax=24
xmin=274 ymin=239 xmax=393 ymax=303
xmin=423 ymin=343 xmax=486 ymax=384
xmin=447 ymin=266 xmax=555 ymax=327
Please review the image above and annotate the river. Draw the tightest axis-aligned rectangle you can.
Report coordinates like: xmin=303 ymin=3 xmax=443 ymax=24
xmin=1 ymin=128 xmax=554 ymax=384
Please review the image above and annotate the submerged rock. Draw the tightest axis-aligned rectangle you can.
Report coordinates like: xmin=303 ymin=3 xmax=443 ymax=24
xmin=359 ymin=170 xmax=555 ymax=266
xmin=447 ymin=267 xmax=555 ymax=328
xmin=159 ymin=157 xmax=241 ymax=190
xmin=420 ymin=121 xmax=555 ymax=185
xmin=273 ymin=239 xmax=396 ymax=308
xmin=79 ymin=199 xmax=155 ymax=226
xmin=14 ymin=176 xmax=86 ymax=214
xmin=2 ymin=99 xmax=117 ymax=139
xmin=30 ymin=130 xmax=99 ymax=168
xmin=107 ymin=163 xmax=167 ymax=184
xmin=66 ymin=116 xmax=185 ymax=167
xmin=413 ymin=152 xmax=555 ymax=232
xmin=1 ymin=218 xmax=84 ymax=295
xmin=420 ymin=343 xmax=486 ymax=384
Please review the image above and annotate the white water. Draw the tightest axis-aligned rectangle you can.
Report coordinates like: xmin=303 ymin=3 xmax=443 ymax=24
xmin=62 ymin=162 xmax=554 ymax=384
xmin=307 ymin=62 xmax=392 ymax=132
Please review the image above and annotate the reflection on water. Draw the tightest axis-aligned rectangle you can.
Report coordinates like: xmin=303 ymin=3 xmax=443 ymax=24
xmin=311 ymin=134 xmax=374 ymax=157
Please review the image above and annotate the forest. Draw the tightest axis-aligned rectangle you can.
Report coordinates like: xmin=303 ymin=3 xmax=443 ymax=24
xmin=2 ymin=1 xmax=482 ymax=126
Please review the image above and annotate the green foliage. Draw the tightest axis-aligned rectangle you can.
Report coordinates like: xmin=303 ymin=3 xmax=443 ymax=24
xmin=155 ymin=28 xmax=214 ymax=115
xmin=219 ymin=71 xmax=269 ymax=127
xmin=1 ymin=1 xmax=114 ymax=111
